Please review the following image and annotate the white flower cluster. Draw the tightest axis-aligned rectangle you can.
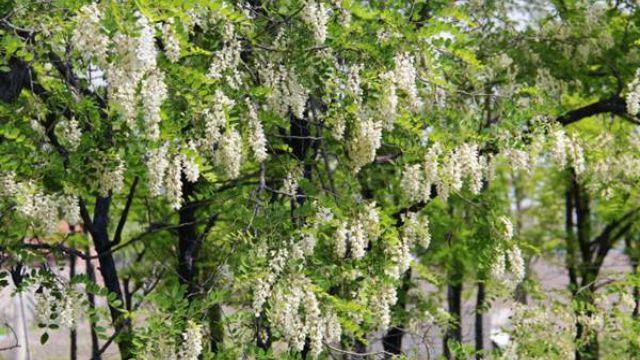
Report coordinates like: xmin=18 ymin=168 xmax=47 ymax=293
xmin=261 ymin=64 xmax=309 ymax=119
xmin=140 ymin=70 xmax=168 ymax=140
xmin=498 ymin=216 xmax=514 ymax=241
xmin=59 ymin=195 xmax=81 ymax=226
xmin=204 ymin=90 xmax=235 ymax=149
xmin=177 ymin=320 xmax=203 ymax=360
xmin=0 ymin=171 xmax=17 ymax=197
xmin=146 ymin=144 xmax=170 ymax=196
xmin=402 ymin=212 xmax=431 ymax=249
xmin=301 ymin=0 xmax=328 ymax=44
xmin=548 ymin=127 xmax=586 ymax=174
xmin=550 ymin=127 xmax=568 ymax=168
xmin=160 ymin=20 xmax=180 ymax=63
xmin=246 ymin=99 xmax=268 ymax=162
xmin=348 ymin=118 xmax=383 ymax=172
xmin=97 ymin=157 xmax=125 ymax=197
xmin=567 ymin=134 xmax=586 ymax=175
xmin=208 ymin=22 xmax=242 ymax=89
xmin=490 ymin=245 xmax=525 ymax=290
xmin=105 ymin=11 xmax=166 ymax=134
xmin=35 ymin=286 xmax=82 ymax=329
xmin=379 ymin=71 xmax=399 ymax=130
xmin=269 ymin=276 xmax=340 ymax=355
xmin=215 ymin=128 xmax=243 ymax=179
xmin=504 ymin=148 xmax=531 ymax=174
xmin=162 ymin=153 xmax=200 ymax=210
xmin=282 ymin=166 xmax=303 ymax=196
xmin=402 ymin=142 xmax=485 ymax=202
xmin=365 ymin=280 xmax=398 ymax=331
xmin=346 ymin=63 xmax=364 ymax=102
xmin=16 ymin=188 xmax=59 ymax=234
xmin=334 ymin=204 xmax=380 ymax=259
xmin=400 ymin=164 xmax=424 ymax=203
xmin=627 ymin=68 xmax=640 ymax=116
xmin=393 ymin=53 xmax=422 ymax=111
xmin=253 ymin=247 xmax=289 ymax=316
xmin=72 ymin=4 xmax=109 ymax=65
xmin=58 ymin=117 xmax=82 ymax=150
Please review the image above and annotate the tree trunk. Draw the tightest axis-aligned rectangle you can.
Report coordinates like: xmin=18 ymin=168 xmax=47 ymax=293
xmin=90 ymin=196 xmax=133 ymax=359
xmin=475 ymin=281 xmax=485 ymax=359
xmin=69 ymin=254 xmax=77 ymax=360
xmin=444 ymin=278 xmax=463 ymax=360
xmin=177 ymin=181 xmax=199 ymax=300
xmin=85 ymin=246 xmax=101 ymax=359
xmin=382 ymin=270 xmax=411 ymax=357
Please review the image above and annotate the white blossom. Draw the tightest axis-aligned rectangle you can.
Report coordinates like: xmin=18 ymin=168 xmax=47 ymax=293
xmin=507 ymin=245 xmax=525 ymax=284
xmin=394 ymin=53 xmax=422 ymax=111
xmin=400 ymin=164 xmax=424 ymax=202
xmin=499 ymin=216 xmax=514 ymax=240
xmin=568 ymin=135 xmax=586 ymax=175
xmin=140 ymin=69 xmax=168 ymax=140
xmin=335 ymin=221 xmax=348 ymax=258
xmin=203 ymin=90 xmax=234 ymax=150
xmin=146 ymin=144 xmax=169 ymax=196
xmin=550 ymin=127 xmax=568 ymax=168
xmin=627 ymin=68 xmax=640 ymax=115
xmin=282 ymin=166 xmax=302 ymax=196
xmin=207 ymin=23 xmax=242 ymax=88
xmin=379 ymin=71 xmax=399 ymax=129
xmin=72 ymin=4 xmax=109 ymax=65
xmin=348 ymin=118 xmax=382 ymax=172
xmin=98 ymin=158 xmax=125 ymax=197
xmin=246 ymin=99 xmax=268 ymax=162
xmin=301 ymin=0 xmax=328 ymax=44
xmin=160 ymin=20 xmax=180 ymax=62
xmin=178 ymin=321 xmax=203 ymax=360
xmin=181 ymin=153 xmax=200 ymax=183
xmin=166 ymin=154 xmax=183 ymax=209
xmin=59 ymin=195 xmax=81 ymax=226
xmin=215 ymin=128 xmax=243 ymax=179
xmin=59 ymin=117 xmax=82 ymax=150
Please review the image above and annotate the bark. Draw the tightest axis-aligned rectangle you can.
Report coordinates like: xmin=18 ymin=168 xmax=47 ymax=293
xmin=475 ymin=282 xmax=485 ymax=359
xmin=625 ymin=237 xmax=640 ymax=318
xmin=85 ymin=246 xmax=101 ymax=360
xmin=382 ymin=270 xmax=412 ymax=357
xmin=208 ymin=304 xmax=223 ymax=352
xmin=444 ymin=275 xmax=463 ymax=360
xmin=69 ymin=254 xmax=77 ymax=360
xmin=177 ymin=181 xmax=199 ymax=300
xmin=89 ymin=196 xmax=134 ymax=359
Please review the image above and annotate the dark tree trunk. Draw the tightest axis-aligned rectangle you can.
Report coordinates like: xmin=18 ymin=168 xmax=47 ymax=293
xmin=475 ymin=281 xmax=485 ymax=359
xmin=69 ymin=254 xmax=77 ymax=360
xmin=444 ymin=279 xmax=463 ymax=360
xmin=177 ymin=181 xmax=199 ymax=300
xmin=382 ymin=270 xmax=411 ymax=357
xmin=208 ymin=304 xmax=223 ymax=352
xmin=90 ymin=196 xmax=133 ymax=359
xmin=85 ymin=246 xmax=101 ymax=360
xmin=625 ymin=237 xmax=640 ymax=318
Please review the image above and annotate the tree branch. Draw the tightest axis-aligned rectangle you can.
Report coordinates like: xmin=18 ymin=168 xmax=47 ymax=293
xmin=111 ymin=177 xmax=139 ymax=246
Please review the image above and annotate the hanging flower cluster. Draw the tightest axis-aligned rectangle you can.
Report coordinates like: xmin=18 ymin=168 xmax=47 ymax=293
xmin=301 ymin=0 xmax=329 ymax=44
xmin=35 ymin=285 xmax=84 ymax=329
xmin=334 ymin=203 xmax=381 ymax=259
xmin=401 ymin=142 xmax=485 ymax=202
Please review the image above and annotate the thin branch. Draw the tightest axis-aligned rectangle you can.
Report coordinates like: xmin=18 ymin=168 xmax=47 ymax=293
xmin=0 ymin=322 xmax=20 ymax=351
xmin=111 ymin=177 xmax=139 ymax=246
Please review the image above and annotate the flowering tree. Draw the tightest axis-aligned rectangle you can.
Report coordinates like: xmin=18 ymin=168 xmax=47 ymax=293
xmin=1 ymin=0 xmax=640 ymax=359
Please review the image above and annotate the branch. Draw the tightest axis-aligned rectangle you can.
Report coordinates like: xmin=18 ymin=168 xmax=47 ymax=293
xmin=111 ymin=177 xmax=139 ymax=246
xmin=0 ymin=322 xmax=20 ymax=351
xmin=556 ymin=95 xmax=636 ymax=125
